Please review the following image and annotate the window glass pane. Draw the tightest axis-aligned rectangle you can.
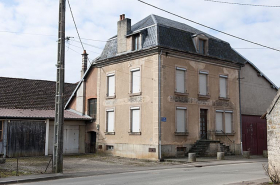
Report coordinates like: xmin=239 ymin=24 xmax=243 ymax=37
xmin=176 ymin=109 xmax=185 ymax=132
xmin=199 ymin=40 xmax=205 ymax=54
xmin=108 ymin=75 xmax=115 ymax=96
xmin=107 ymin=111 xmax=114 ymax=132
xmin=132 ymin=70 xmax=140 ymax=93
xmin=176 ymin=69 xmax=185 ymax=93
xmin=220 ymin=77 xmax=227 ymax=98
xmin=88 ymin=99 xmax=97 ymax=118
xmin=0 ymin=121 xmax=2 ymax=130
xmin=131 ymin=109 xmax=140 ymax=132
xmin=199 ymin=74 xmax=207 ymax=95
xmin=225 ymin=112 xmax=232 ymax=133
xmin=216 ymin=112 xmax=223 ymax=133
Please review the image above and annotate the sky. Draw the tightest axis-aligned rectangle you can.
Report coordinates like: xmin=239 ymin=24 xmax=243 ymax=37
xmin=0 ymin=0 xmax=279 ymax=87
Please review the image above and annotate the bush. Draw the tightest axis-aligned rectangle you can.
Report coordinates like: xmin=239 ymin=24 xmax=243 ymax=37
xmin=263 ymin=163 xmax=280 ymax=184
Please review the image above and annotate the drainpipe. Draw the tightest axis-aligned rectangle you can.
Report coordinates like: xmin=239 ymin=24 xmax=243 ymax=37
xmin=238 ymin=68 xmax=243 ymax=155
xmin=158 ymin=50 xmax=162 ymax=161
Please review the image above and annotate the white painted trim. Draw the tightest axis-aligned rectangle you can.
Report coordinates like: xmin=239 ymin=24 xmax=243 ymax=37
xmin=45 ymin=119 xmax=49 ymax=156
xmin=176 ymin=67 xmax=186 ymax=71
xmin=130 ymin=107 xmax=140 ymax=110
xmin=130 ymin=68 xmax=140 ymax=72
xmin=199 ymin=71 xmax=209 ymax=74
xmin=225 ymin=110 xmax=233 ymax=113
xmin=176 ymin=107 xmax=187 ymax=110
xmin=216 ymin=110 xmax=224 ymax=113
xmin=219 ymin=75 xmax=228 ymax=78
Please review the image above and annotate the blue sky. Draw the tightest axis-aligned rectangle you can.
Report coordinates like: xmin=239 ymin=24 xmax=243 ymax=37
xmin=0 ymin=0 xmax=279 ymax=87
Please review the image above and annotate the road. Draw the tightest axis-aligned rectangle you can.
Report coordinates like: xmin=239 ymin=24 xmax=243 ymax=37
xmin=18 ymin=162 xmax=267 ymax=185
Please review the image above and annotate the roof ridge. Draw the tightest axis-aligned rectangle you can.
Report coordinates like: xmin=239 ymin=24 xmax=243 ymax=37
xmin=150 ymin=14 xmax=157 ymax=24
xmin=0 ymin=76 xmax=76 ymax=85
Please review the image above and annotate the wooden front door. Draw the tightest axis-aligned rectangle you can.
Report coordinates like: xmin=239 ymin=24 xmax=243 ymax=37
xmin=200 ymin=109 xmax=208 ymax=139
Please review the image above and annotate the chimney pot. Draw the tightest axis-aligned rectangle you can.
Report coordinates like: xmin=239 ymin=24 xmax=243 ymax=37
xmin=120 ymin=14 xmax=122 ymax=21
xmin=122 ymin=14 xmax=125 ymax=19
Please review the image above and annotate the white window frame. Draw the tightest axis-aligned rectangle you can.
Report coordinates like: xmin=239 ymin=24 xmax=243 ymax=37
xmin=106 ymin=108 xmax=115 ymax=133
xmin=176 ymin=107 xmax=187 ymax=133
xmin=199 ymin=71 xmax=209 ymax=96
xmin=130 ymin=68 xmax=141 ymax=95
xmin=130 ymin=107 xmax=141 ymax=133
xmin=107 ymin=73 xmax=115 ymax=98
xmin=219 ymin=75 xmax=228 ymax=98
xmin=215 ymin=110 xmax=233 ymax=134
xmin=175 ymin=67 xmax=187 ymax=94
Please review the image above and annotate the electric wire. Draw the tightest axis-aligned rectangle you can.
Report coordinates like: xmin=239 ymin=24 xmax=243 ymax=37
xmin=71 ymin=39 xmax=103 ymax=49
xmin=67 ymin=0 xmax=85 ymax=51
xmin=203 ymin=0 xmax=280 ymax=8
xmin=137 ymin=0 xmax=280 ymax=52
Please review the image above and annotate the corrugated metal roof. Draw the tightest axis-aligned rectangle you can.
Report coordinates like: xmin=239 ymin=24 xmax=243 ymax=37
xmin=0 ymin=108 xmax=91 ymax=120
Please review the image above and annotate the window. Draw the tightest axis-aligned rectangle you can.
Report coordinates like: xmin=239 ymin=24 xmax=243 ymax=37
xmin=88 ymin=99 xmax=97 ymax=119
xmin=107 ymin=73 xmax=115 ymax=97
xmin=0 ymin=121 xmax=2 ymax=140
xmin=219 ymin=75 xmax=228 ymax=98
xmin=130 ymin=107 xmax=140 ymax=133
xmin=106 ymin=109 xmax=115 ymax=133
xmin=176 ymin=67 xmax=186 ymax=93
xmin=215 ymin=110 xmax=233 ymax=134
xmin=198 ymin=39 xmax=206 ymax=54
xmin=199 ymin=71 xmax=208 ymax=96
xmin=176 ymin=107 xmax=187 ymax=133
xmin=133 ymin=34 xmax=140 ymax=51
xmin=131 ymin=68 xmax=141 ymax=94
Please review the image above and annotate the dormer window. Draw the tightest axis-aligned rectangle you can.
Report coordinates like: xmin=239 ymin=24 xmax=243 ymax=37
xmin=192 ymin=34 xmax=209 ymax=55
xmin=133 ymin=34 xmax=140 ymax=51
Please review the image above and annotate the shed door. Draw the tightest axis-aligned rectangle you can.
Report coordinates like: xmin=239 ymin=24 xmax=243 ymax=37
xmin=64 ymin=126 xmax=79 ymax=153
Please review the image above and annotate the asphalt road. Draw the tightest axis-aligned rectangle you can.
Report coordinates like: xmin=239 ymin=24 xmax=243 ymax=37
xmin=18 ymin=162 xmax=267 ymax=185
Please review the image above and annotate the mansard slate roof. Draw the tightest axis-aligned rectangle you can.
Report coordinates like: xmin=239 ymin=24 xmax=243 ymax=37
xmin=98 ymin=14 xmax=247 ymax=64
xmin=0 ymin=77 xmax=77 ymax=110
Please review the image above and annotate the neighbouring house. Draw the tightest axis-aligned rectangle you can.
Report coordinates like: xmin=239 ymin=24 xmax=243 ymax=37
xmin=66 ymin=14 xmax=252 ymax=160
xmin=266 ymin=89 xmax=280 ymax=172
xmin=240 ymin=61 xmax=278 ymax=155
xmin=0 ymin=77 xmax=91 ymax=157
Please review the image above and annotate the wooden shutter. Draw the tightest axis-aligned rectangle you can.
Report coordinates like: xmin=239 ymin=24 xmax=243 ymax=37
xmin=131 ymin=107 xmax=140 ymax=132
xmin=199 ymin=73 xmax=207 ymax=95
xmin=219 ymin=77 xmax=227 ymax=98
xmin=176 ymin=68 xmax=185 ymax=93
xmin=215 ymin=111 xmax=223 ymax=133
xmin=132 ymin=69 xmax=140 ymax=93
xmin=176 ymin=107 xmax=186 ymax=132
xmin=225 ymin=112 xmax=232 ymax=133
xmin=107 ymin=110 xmax=114 ymax=132
xmin=108 ymin=75 xmax=115 ymax=97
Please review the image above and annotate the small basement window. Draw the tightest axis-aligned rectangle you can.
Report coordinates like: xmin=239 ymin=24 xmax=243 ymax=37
xmin=106 ymin=145 xmax=114 ymax=150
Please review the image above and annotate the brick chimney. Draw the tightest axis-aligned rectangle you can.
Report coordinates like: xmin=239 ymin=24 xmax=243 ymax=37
xmin=117 ymin=14 xmax=131 ymax=53
xmin=81 ymin=50 xmax=88 ymax=77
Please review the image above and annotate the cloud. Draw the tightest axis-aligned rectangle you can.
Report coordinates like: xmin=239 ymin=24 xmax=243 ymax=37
xmin=0 ymin=0 xmax=279 ymax=87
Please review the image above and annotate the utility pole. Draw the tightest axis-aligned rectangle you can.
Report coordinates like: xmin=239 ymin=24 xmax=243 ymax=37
xmin=53 ymin=0 xmax=66 ymax=173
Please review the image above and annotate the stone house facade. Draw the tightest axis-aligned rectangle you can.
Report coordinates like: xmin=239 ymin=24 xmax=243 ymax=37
xmin=66 ymin=14 xmax=248 ymax=159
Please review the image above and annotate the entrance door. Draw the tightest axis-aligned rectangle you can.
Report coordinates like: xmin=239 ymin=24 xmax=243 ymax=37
xmin=200 ymin=109 xmax=208 ymax=139
xmin=90 ymin=131 xmax=96 ymax=153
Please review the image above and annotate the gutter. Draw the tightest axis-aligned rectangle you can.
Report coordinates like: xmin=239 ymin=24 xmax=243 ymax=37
xmin=238 ymin=68 xmax=243 ymax=155
xmin=158 ymin=50 xmax=162 ymax=161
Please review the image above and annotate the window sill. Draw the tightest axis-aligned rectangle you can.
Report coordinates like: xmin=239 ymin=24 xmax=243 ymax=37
xmin=215 ymin=132 xmax=235 ymax=136
xmin=105 ymin=132 xmax=115 ymax=135
xmin=129 ymin=92 xmax=142 ymax=97
xmin=128 ymin=132 xmax=141 ymax=135
xmin=106 ymin=95 xmax=116 ymax=99
xmin=175 ymin=132 xmax=189 ymax=136
xmin=218 ymin=97 xmax=230 ymax=101
xmin=198 ymin=94 xmax=210 ymax=100
xmin=174 ymin=92 xmax=189 ymax=96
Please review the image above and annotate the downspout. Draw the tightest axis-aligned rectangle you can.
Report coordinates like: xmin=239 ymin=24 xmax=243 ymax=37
xmin=158 ymin=50 xmax=163 ymax=161
xmin=238 ymin=68 xmax=243 ymax=155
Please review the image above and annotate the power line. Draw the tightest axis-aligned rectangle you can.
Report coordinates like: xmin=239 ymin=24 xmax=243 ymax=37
xmin=71 ymin=39 xmax=103 ymax=49
xmin=137 ymin=0 xmax=280 ymax=52
xmin=80 ymin=38 xmax=107 ymax=42
xmin=203 ymin=0 xmax=280 ymax=8
xmin=67 ymin=0 xmax=85 ymax=51
xmin=234 ymin=48 xmax=280 ymax=50
xmin=67 ymin=42 xmax=101 ymax=54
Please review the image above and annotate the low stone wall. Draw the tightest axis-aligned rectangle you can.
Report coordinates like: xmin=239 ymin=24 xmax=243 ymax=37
xmin=161 ymin=144 xmax=193 ymax=158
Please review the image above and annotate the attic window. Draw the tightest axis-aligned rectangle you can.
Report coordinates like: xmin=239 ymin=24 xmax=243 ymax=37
xmin=133 ymin=34 xmax=140 ymax=51
xmin=193 ymin=34 xmax=208 ymax=55
xmin=199 ymin=39 xmax=206 ymax=54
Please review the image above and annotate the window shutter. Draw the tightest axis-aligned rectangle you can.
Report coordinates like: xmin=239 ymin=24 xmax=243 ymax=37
xmin=220 ymin=77 xmax=227 ymax=98
xmin=107 ymin=111 xmax=114 ymax=132
xmin=176 ymin=109 xmax=185 ymax=132
xmin=225 ymin=112 xmax=232 ymax=133
xmin=131 ymin=108 xmax=140 ymax=132
xmin=176 ymin=69 xmax=185 ymax=93
xmin=132 ymin=70 xmax=140 ymax=93
xmin=199 ymin=74 xmax=207 ymax=95
xmin=215 ymin=112 xmax=223 ymax=133
xmin=108 ymin=75 xmax=115 ymax=96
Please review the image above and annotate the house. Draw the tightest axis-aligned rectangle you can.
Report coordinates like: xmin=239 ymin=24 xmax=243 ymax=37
xmin=0 ymin=77 xmax=91 ymax=157
xmin=66 ymin=14 xmax=252 ymax=160
xmin=240 ymin=61 xmax=278 ymax=155
xmin=265 ymin=89 xmax=280 ymax=172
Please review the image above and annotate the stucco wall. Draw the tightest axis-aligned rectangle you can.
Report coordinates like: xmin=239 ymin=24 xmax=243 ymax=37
xmin=267 ymin=94 xmax=280 ymax=172
xmin=240 ymin=63 xmax=277 ymax=116
xmin=161 ymin=55 xmax=241 ymax=156
xmin=96 ymin=54 xmax=159 ymax=159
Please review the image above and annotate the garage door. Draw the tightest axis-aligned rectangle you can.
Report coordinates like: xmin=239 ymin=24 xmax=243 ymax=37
xmin=63 ymin=126 xmax=79 ymax=153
